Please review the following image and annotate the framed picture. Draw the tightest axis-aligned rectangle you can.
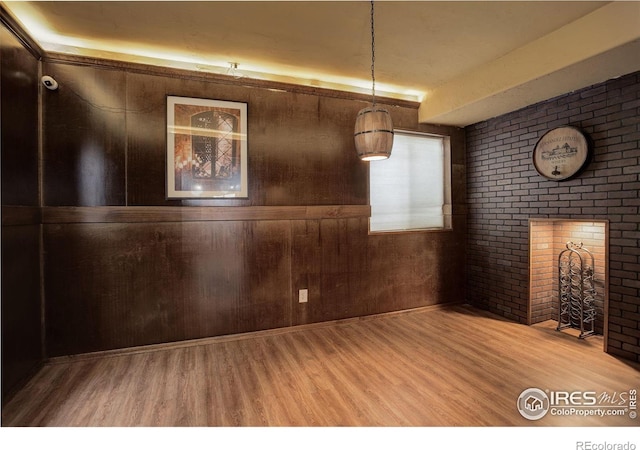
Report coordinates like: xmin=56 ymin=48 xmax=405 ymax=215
xmin=167 ymin=96 xmax=248 ymax=198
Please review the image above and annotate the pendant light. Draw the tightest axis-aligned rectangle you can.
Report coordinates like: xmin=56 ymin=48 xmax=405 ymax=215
xmin=354 ymin=0 xmax=393 ymax=161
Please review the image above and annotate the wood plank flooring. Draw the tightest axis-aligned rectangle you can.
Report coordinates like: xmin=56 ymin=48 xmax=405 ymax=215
xmin=2 ymin=304 xmax=639 ymax=426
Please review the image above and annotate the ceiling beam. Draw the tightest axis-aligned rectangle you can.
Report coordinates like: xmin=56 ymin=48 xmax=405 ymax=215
xmin=419 ymin=2 xmax=640 ymax=127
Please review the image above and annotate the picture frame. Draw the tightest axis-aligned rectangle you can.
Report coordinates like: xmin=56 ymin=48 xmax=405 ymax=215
xmin=167 ymin=96 xmax=248 ymax=198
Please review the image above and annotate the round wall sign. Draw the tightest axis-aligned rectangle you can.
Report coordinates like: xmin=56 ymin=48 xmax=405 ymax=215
xmin=532 ymin=126 xmax=590 ymax=181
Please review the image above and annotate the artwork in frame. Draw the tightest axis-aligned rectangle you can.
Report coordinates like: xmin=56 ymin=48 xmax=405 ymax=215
xmin=167 ymin=96 xmax=248 ymax=198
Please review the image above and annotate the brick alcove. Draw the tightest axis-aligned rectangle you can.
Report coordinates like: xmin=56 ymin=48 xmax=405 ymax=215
xmin=529 ymin=219 xmax=609 ymax=342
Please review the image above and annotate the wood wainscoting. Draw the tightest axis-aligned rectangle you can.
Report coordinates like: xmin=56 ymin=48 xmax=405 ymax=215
xmin=3 ymin=304 xmax=638 ymax=427
xmin=41 ymin=205 xmax=464 ymax=357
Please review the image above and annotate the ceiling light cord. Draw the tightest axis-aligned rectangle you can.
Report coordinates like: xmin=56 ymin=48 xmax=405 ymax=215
xmin=370 ymin=0 xmax=376 ymax=107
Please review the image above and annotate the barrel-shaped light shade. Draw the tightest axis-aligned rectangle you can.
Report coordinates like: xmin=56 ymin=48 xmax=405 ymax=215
xmin=354 ymin=106 xmax=394 ymax=161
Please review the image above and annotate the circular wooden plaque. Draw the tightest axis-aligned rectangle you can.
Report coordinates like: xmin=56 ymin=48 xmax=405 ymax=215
xmin=532 ymin=126 xmax=590 ymax=181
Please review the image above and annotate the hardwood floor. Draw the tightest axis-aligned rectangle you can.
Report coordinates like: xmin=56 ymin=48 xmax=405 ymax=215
xmin=2 ymin=304 xmax=639 ymax=426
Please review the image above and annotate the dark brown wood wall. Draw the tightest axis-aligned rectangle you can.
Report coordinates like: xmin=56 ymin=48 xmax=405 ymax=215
xmin=39 ymin=60 xmax=466 ymax=357
xmin=1 ymin=24 xmax=43 ymax=399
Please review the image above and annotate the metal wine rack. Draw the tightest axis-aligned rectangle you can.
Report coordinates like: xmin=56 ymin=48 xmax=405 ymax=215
xmin=556 ymin=241 xmax=596 ymax=339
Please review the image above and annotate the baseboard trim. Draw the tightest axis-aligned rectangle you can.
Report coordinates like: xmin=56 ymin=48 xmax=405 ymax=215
xmin=46 ymin=302 xmax=464 ymax=365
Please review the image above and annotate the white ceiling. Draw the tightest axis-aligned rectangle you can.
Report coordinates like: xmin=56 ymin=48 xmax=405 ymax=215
xmin=3 ymin=1 xmax=640 ymax=126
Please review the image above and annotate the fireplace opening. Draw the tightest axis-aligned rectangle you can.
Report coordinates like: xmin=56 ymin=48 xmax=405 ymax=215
xmin=529 ymin=219 xmax=608 ymax=340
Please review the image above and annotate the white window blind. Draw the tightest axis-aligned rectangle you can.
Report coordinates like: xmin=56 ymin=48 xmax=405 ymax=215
xmin=369 ymin=131 xmax=449 ymax=232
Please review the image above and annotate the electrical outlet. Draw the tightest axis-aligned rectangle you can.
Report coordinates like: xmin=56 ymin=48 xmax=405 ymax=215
xmin=299 ymin=289 xmax=308 ymax=303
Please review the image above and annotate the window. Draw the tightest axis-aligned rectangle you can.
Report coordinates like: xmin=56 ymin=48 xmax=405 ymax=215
xmin=369 ymin=130 xmax=451 ymax=233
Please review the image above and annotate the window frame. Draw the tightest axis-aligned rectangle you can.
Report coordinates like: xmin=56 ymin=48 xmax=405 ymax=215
xmin=368 ymin=129 xmax=452 ymax=235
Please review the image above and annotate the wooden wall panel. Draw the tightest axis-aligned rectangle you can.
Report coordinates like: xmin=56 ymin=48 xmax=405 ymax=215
xmin=317 ymin=218 xmax=371 ymax=320
xmin=246 ymin=92 xmax=367 ymax=206
xmin=38 ymin=58 xmax=467 ymax=357
xmin=45 ymin=215 xmax=466 ymax=357
xmin=1 ymin=21 xmax=43 ymax=401
xmin=44 ymin=220 xmax=292 ymax=356
xmin=1 ymin=224 xmax=42 ymax=399
xmin=39 ymin=60 xmax=464 ymax=209
xmin=42 ymin=62 xmax=127 ymax=206
xmin=291 ymin=219 xmax=369 ymax=325
xmin=235 ymin=220 xmax=292 ymax=332
xmin=1 ymin=26 xmax=39 ymax=206
xmin=125 ymin=73 xmax=183 ymax=206
xmin=290 ymin=217 xmax=466 ymax=326
xmin=125 ymin=72 xmax=370 ymax=207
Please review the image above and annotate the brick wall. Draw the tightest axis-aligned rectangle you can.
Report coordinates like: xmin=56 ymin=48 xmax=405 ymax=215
xmin=465 ymin=71 xmax=640 ymax=363
xmin=529 ymin=221 xmax=556 ymax=323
